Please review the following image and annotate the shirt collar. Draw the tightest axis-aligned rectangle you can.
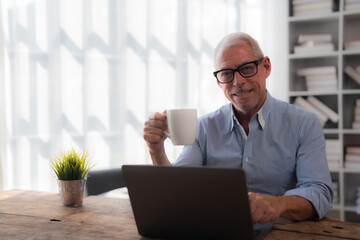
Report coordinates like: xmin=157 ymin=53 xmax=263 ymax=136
xmin=228 ymin=91 xmax=273 ymax=132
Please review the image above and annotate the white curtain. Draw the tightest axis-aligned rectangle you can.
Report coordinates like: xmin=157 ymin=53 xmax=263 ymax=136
xmin=0 ymin=0 xmax=5 ymax=191
xmin=0 ymin=0 xmax=287 ymax=192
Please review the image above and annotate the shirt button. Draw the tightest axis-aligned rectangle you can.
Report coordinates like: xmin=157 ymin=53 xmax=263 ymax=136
xmin=242 ymin=134 xmax=246 ymax=138
xmin=245 ymin=158 xmax=249 ymax=162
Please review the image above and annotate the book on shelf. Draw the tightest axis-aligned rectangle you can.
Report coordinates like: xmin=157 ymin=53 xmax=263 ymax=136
xmin=355 ymin=106 xmax=360 ymax=116
xmin=344 ymin=162 xmax=360 ymax=168
xmin=346 ymin=146 xmax=360 ymax=155
xmin=292 ymin=0 xmax=334 ymax=17
xmin=344 ymin=66 xmax=360 ymax=85
xmin=298 ymin=34 xmax=332 ymax=44
xmin=357 ymin=65 xmax=360 ymax=75
xmin=293 ymin=1 xmax=333 ymax=12
xmin=306 ymin=83 xmax=337 ymax=92
xmin=294 ymin=43 xmax=334 ymax=54
xmin=353 ymin=121 xmax=360 ymax=129
xmin=344 ymin=40 xmax=360 ymax=50
xmin=345 ymin=154 xmax=360 ymax=162
xmin=344 ymin=1 xmax=360 ymax=11
xmin=293 ymin=96 xmax=328 ymax=125
xmin=297 ymin=66 xmax=336 ymax=76
xmin=307 ymin=96 xmax=339 ymax=123
xmin=305 ymin=73 xmax=337 ymax=82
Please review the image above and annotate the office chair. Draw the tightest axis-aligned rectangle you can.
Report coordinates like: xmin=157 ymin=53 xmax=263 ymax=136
xmin=86 ymin=168 xmax=126 ymax=196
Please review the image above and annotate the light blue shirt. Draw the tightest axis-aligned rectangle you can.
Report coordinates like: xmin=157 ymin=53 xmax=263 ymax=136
xmin=174 ymin=92 xmax=333 ymax=220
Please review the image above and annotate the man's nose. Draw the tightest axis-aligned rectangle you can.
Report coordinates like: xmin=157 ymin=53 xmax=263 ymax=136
xmin=233 ymin=71 xmax=246 ymax=86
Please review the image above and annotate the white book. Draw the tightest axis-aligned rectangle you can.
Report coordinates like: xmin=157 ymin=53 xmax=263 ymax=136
xmin=344 ymin=162 xmax=360 ymax=168
xmin=353 ymin=121 xmax=360 ymax=129
xmin=345 ymin=154 xmax=360 ymax=162
xmin=293 ymin=97 xmax=328 ymax=125
xmin=327 ymin=154 xmax=340 ymax=162
xmin=355 ymin=107 xmax=360 ymax=115
xmin=344 ymin=66 xmax=360 ymax=85
xmin=356 ymin=65 xmax=360 ymax=75
xmin=305 ymin=73 xmax=337 ymax=82
xmin=306 ymin=84 xmax=337 ymax=92
xmin=293 ymin=0 xmax=332 ymax=5
xmin=293 ymin=1 xmax=333 ymax=12
xmin=307 ymin=96 xmax=339 ymax=123
xmin=345 ymin=2 xmax=360 ymax=10
xmin=345 ymin=0 xmax=360 ymax=3
xmin=328 ymin=162 xmax=340 ymax=170
xmin=306 ymin=81 xmax=337 ymax=89
xmin=326 ymin=139 xmax=341 ymax=147
xmin=294 ymin=43 xmax=334 ymax=54
xmin=298 ymin=34 xmax=332 ymax=44
xmin=344 ymin=40 xmax=360 ymax=50
xmin=347 ymin=146 xmax=360 ymax=154
xmin=297 ymin=66 xmax=336 ymax=76
xmin=293 ymin=8 xmax=333 ymax=17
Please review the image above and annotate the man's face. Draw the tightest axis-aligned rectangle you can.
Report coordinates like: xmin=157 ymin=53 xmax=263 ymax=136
xmin=215 ymin=43 xmax=271 ymax=116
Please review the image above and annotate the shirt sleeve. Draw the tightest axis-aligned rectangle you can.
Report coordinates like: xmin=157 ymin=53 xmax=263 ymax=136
xmin=284 ymin=112 xmax=333 ymax=219
xmin=173 ymin=140 xmax=204 ymax=166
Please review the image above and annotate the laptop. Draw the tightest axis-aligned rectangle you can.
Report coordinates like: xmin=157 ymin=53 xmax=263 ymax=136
xmin=122 ymin=165 xmax=254 ymax=240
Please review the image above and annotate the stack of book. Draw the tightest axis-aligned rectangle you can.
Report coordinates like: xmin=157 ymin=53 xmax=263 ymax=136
xmin=344 ymin=0 xmax=360 ymax=11
xmin=294 ymin=34 xmax=334 ymax=54
xmin=326 ymin=139 xmax=341 ymax=171
xmin=344 ymin=145 xmax=360 ymax=168
xmin=297 ymin=66 xmax=337 ymax=91
xmin=292 ymin=0 xmax=334 ymax=17
xmin=344 ymin=40 xmax=360 ymax=50
xmin=344 ymin=65 xmax=360 ymax=85
xmin=293 ymin=96 xmax=339 ymax=126
xmin=352 ymin=99 xmax=360 ymax=130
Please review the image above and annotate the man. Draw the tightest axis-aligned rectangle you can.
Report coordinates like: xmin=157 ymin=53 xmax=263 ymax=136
xmin=143 ymin=32 xmax=333 ymax=227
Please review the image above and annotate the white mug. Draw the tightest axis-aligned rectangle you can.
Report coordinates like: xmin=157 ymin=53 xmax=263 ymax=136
xmin=166 ymin=109 xmax=197 ymax=145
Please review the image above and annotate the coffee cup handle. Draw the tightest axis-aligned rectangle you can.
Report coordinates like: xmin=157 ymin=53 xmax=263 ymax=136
xmin=163 ymin=113 xmax=171 ymax=139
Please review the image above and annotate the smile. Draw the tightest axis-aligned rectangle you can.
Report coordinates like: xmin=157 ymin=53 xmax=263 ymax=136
xmin=233 ymin=90 xmax=252 ymax=97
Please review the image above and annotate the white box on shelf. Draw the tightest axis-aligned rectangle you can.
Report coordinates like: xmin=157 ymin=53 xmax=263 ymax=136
xmin=297 ymin=66 xmax=336 ymax=76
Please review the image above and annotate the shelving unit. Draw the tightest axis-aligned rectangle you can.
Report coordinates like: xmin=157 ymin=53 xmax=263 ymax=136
xmin=288 ymin=0 xmax=360 ymax=222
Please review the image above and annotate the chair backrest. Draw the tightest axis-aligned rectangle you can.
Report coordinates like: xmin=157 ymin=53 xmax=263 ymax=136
xmin=86 ymin=168 xmax=126 ymax=196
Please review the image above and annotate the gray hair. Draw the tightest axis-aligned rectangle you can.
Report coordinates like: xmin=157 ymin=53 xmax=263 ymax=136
xmin=214 ymin=32 xmax=264 ymax=67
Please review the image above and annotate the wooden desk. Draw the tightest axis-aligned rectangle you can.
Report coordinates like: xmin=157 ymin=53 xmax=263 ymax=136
xmin=1 ymin=190 xmax=360 ymax=240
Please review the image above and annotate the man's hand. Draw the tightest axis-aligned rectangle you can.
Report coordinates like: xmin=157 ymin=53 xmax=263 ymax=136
xmin=143 ymin=111 xmax=171 ymax=165
xmin=248 ymin=192 xmax=315 ymax=224
xmin=248 ymin=192 xmax=282 ymax=224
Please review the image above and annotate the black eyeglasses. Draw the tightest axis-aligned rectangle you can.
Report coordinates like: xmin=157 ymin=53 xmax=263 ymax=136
xmin=213 ymin=58 xmax=263 ymax=84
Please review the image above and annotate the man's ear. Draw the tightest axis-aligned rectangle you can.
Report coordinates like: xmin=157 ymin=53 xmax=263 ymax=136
xmin=262 ymin=56 xmax=271 ymax=78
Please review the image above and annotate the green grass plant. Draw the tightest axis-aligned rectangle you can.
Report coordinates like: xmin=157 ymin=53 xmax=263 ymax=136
xmin=50 ymin=148 xmax=94 ymax=180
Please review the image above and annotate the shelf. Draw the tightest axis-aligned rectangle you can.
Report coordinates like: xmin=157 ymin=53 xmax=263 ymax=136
xmin=343 ymin=49 xmax=360 ymax=55
xmin=342 ymin=89 xmax=360 ymax=95
xmin=288 ymin=0 xmax=360 ymax=223
xmin=342 ymin=129 xmax=360 ymax=134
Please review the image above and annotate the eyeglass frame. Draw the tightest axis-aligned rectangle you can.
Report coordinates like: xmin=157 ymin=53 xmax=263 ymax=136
xmin=213 ymin=57 xmax=264 ymax=84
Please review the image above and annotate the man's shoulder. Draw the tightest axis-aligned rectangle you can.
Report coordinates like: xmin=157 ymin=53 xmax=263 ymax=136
xmin=270 ymin=97 xmax=320 ymax=126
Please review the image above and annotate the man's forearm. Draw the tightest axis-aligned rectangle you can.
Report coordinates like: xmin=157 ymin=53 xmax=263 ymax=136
xmin=278 ymin=195 xmax=315 ymax=221
xmin=149 ymin=149 xmax=172 ymax=166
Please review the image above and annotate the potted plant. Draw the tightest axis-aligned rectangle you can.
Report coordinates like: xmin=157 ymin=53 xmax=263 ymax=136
xmin=50 ymin=147 xmax=94 ymax=207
